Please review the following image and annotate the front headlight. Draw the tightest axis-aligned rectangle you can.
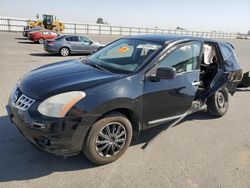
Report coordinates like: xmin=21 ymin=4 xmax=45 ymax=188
xmin=38 ymin=91 xmax=86 ymax=118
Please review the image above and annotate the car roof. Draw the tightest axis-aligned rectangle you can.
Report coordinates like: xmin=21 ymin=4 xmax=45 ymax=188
xmin=58 ymin=35 xmax=94 ymax=41
xmin=60 ymin=35 xmax=85 ymax=37
xmin=126 ymin=34 xmax=219 ymax=44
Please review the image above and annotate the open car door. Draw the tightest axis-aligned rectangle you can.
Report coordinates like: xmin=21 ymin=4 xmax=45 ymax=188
xmin=218 ymin=42 xmax=243 ymax=94
xmin=199 ymin=42 xmax=243 ymax=100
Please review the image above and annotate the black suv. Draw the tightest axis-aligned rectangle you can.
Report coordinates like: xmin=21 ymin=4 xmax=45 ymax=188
xmin=7 ymin=35 xmax=243 ymax=165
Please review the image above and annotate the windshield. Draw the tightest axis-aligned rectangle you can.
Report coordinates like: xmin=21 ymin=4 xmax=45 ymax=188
xmin=87 ymin=38 xmax=162 ymax=74
xmin=55 ymin=36 xmax=66 ymax=41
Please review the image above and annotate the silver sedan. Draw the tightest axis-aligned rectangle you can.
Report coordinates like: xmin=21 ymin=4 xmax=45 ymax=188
xmin=44 ymin=35 xmax=105 ymax=56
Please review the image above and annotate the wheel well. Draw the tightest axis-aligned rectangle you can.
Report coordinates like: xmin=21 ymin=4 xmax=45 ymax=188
xmin=37 ymin=37 xmax=45 ymax=42
xmin=60 ymin=46 xmax=70 ymax=53
xmin=82 ymin=108 xmax=141 ymax=151
xmin=97 ymin=108 xmax=141 ymax=141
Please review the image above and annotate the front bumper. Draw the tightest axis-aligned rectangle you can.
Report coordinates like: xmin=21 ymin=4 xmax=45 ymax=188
xmin=44 ymin=45 xmax=59 ymax=54
xmin=6 ymin=102 xmax=98 ymax=156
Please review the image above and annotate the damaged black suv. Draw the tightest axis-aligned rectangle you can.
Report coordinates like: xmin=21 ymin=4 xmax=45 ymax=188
xmin=7 ymin=35 xmax=243 ymax=165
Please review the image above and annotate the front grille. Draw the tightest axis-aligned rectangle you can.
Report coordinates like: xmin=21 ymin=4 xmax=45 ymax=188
xmin=11 ymin=88 xmax=35 ymax=111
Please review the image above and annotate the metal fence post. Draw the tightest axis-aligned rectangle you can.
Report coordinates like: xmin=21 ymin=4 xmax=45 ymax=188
xmin=0 ymin=17 xmax=238 ymax=39
xmin=86 ymin=24 xmax=89 ymax=34
xmin=74 ymin=24 xmax=76 ymax=34
xmin=7 ymin=19 xmax=11 ymax=32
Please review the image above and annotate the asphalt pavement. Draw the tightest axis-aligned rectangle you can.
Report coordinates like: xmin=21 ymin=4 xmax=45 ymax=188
xmin=0 ymin=32 xmax=250 ymax=188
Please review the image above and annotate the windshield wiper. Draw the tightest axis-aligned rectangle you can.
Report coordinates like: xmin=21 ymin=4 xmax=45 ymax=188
xmin=85 ymin=61 xmax=109 ymax=72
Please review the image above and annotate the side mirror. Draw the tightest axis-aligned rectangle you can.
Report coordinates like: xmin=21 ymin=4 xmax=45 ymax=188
xmin=156 ymin=67 xmax=176 ymax=79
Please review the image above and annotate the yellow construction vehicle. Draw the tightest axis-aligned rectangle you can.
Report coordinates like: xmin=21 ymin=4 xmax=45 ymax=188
xmin=26 ymin=14 xmax=65 ymax=33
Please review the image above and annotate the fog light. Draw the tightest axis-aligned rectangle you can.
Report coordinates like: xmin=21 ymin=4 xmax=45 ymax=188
xmin=41 ymin=138 xmax=50 ymax=146
xmin=30 ymin=122 xmax=47 ymax=131
xmin=36 ymin=137 xmax=51 ymax=147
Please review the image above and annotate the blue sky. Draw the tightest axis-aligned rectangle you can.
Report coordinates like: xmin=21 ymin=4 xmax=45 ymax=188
xmin=0 ymin=0 xmax=249 ymax=33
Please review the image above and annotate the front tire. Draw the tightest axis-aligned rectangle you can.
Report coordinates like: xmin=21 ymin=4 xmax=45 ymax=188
xmin=60 ymin=47 xmax=70 ymax=56
xmin=38 ymin=38 xmax=45 ymax=44
xmin=83 ymin=113 xmax=133 ymax=165
xmin=207 ymin=87 xmax=229 ymax=117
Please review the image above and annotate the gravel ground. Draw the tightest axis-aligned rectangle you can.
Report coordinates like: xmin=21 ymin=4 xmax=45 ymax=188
xmin=0 ymin=32 xmax=250 ymax=188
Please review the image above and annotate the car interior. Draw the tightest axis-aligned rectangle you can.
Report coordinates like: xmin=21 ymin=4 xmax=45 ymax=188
xmin=99 ymin=44 xmax=159 ymax=73
xmin=196 ymin=42 xmax=221 ymax=99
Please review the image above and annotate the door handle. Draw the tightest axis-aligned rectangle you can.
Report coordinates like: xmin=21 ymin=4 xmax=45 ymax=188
xmin=192 ymin=81 xmax=200 ymax=86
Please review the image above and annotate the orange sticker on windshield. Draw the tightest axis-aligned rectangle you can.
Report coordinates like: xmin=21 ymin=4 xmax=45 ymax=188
xmin=119 ymin=46 xmax=129 ymax=53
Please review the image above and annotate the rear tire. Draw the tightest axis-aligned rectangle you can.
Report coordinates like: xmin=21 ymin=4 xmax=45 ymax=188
xmin=83 ymin=112 xmax=133 ymax=165
xmin=38 ymin=38 xmax=45 ymax=44
xmin=207 ymin=87 xmax=229 ymax=117
xmin=60 ymin=47 xmax=70 ymax=56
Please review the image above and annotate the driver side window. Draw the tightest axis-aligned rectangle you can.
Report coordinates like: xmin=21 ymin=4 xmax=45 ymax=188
xmin=65 ymin=36 xmax=79 ymax=42
xmin=159 ymin=42 xmax=201 ymax=73
xmin=80 ymin=37 xmax=92 ymax=44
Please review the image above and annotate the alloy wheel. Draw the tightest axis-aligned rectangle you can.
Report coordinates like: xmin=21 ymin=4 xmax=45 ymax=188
xmin=95 ymin=122 xmax=127 ymax=157
xmin=61 ymin=48 xmax=69 ymax=56
xmin=216 ymin=90 xmax=226 ymax=108
xmin=38 ymin=38 xmax=45 ymax=44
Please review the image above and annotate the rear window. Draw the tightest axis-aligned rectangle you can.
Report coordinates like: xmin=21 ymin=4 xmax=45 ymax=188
xmin=55 ymin=36 xmax=65 ymax=41
xmin=219 ymin=43 xmax=241 ymax=71
xmin=50 ymin=32 xmax=58 ymax=36
xmin=42 ymin=31 xmax=50 ymax=35
xmin=66 ymin=36 xmax=79 ymax=42
xmin=220 ymin=44 xmax=233 ymax=60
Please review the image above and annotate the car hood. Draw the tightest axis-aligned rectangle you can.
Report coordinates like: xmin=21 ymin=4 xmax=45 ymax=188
xmin=19 ymin=59 xmax=120 ymax=100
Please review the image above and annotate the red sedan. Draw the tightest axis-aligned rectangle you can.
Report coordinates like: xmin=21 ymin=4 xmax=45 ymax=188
xmin=28 ymin=30 xmax=59 ymax=44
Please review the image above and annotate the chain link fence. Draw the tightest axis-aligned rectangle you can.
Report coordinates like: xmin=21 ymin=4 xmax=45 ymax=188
xmin=0 ymin=16 xmax=238 ymax=39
